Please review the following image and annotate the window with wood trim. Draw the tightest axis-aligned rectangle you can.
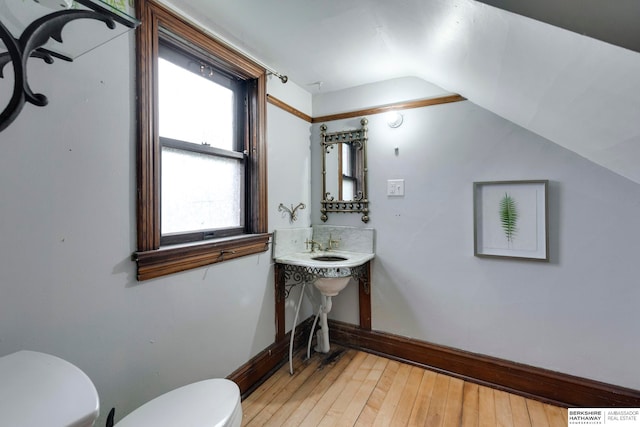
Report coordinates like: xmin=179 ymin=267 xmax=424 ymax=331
xmin=133 ymin=0 xmax=268 ymax=281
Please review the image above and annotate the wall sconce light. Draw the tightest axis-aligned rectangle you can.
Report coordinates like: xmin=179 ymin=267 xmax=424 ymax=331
xmin=386 ymin=111 xmax=403 ymax=128
xmin=0 ymin=0 xmax=140 ymax=132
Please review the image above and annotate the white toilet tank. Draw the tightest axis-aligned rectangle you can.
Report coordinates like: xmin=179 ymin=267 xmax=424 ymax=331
xmin=0 ymin=350 xmax=100 ymax=427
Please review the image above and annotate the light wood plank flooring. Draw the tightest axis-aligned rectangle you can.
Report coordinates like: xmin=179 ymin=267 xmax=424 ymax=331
xmin=242 ymin=347 xmax=568 ymax=427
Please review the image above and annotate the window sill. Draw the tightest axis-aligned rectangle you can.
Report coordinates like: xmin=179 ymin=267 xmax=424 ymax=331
xmin=133 ymin=233 xmax=271 ymax=281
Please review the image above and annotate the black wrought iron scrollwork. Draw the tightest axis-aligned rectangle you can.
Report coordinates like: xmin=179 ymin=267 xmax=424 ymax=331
xmin=278 ymin=262 xmax=369 ymax=298
xmin=0 ymin=8 xmax=118 ymax=132
xmin=350 ymin=263 xmax=370 ymax=295
xmin=349 ymin=263 xmax=368 ymax=282
xmin=282 ymin=264 xmax=318 ymax=299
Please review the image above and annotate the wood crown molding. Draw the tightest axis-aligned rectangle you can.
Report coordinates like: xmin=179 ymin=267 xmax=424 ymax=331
xmin=266 ymin=93 xmax=466 ymax=124
xmin=267 ymin=95 xmax=312 ymax=122
xmin=327 ymin=320 xmax=640 ymax=408
xmin=312 ymin=94 xmax=466 ymax=123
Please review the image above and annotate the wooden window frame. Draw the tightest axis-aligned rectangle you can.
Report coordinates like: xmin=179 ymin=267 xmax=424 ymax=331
xmin=133 ymin=0 xmax=269 ymax=281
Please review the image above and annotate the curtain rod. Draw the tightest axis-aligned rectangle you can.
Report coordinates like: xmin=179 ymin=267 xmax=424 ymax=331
xmin=161 ymin=1 xmax=288 ymax=84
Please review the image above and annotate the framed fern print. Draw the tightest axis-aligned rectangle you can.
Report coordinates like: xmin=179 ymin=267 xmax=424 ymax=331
xmin=473 ymin=180 xmax=549 ymax=261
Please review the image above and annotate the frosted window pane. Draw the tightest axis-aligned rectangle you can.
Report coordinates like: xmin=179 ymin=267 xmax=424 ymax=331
xmin=161 ymin=147 xmax=243 ymax=234
xmin=158 ymin=58 xmax=234 ymax=150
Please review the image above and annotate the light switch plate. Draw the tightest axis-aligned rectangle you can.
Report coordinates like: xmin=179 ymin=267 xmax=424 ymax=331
xmin=387 ymin=179 xmax=405 ymax=196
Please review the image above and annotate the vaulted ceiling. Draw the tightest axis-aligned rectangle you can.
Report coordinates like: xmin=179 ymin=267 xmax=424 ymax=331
xmin=162 ymin=0 xmax=640 ymax=184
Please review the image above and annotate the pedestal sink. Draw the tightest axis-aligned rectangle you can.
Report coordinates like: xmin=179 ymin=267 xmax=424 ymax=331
xmin=272 ymin=226 xmax=375 ymax=373
xmin=275 ymin=251 xmax=374 ymax=358
xmin=311 ymin=255 xmax=350 ymax=296
xmin=313 ymin=277 xmax=351 ymax=296
xmin=307 ymin=255 xmax=353 ymax=355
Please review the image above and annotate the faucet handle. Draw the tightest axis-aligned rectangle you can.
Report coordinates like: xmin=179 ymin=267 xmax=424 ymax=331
xmin=305 ymin=238 xmax=322 ymax=252
xmin=327 ymin=234 xmax=340 ymax=250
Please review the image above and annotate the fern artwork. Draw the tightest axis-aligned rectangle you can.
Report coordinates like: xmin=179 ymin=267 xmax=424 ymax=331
xmin=475 ymin=180 xmax=548 ymax=260
xmin=499 ymin=192 xmax=518 ymax=243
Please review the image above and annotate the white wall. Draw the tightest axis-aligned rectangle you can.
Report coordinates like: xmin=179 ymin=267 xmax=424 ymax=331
xmin=0 ymin=30 xmax=312 ymax=426
xmin=311 ymin=81 xmax=640 ymax=390
xmin=266 ymin=85 xmax=315 ymax=333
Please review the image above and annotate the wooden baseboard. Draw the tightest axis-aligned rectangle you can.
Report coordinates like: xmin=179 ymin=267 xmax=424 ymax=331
xmin=228 ymin=317 xmax=313 ymax=399
xmin=229 ymin=317 xmax=640 ymax=407
xmin=328 ymin=320 xmax=640 ymax=408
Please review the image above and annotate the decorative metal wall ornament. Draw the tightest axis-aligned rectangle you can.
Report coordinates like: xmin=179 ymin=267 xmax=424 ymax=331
xmin=320 ymin=118 xmax=370 ymax=223
xmin=278 ymin=202 xmax=306 ymax=223
xmin=0 ymin=1 xmax=140 ymax=132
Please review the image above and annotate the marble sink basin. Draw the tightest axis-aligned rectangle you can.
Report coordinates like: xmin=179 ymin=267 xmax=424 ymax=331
xmin=275 ymin=250 xmax=374 ymax=296
xmin=312 ymin=255 xmax=348 ymax=262
xmin=275 ymin=250 xmax=374 ymax=269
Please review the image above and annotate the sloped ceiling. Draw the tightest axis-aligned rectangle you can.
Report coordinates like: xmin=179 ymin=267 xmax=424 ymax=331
xmin=162 ymin=0 xmax=640 ymax=184
xmin=475 ymin=0 xmax=640 ymax=54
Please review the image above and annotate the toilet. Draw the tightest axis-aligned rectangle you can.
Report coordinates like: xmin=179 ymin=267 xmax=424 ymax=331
xmin=0 ymin=350 xmax=99 ymax=427
xmin=0 ymin=350 xmax=242 ymax=427
xmin=115 ymin=378 xmax=242 ymax=427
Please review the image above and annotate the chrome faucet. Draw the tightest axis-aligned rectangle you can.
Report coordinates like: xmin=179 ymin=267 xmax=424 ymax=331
xmin=327 ymin=233 xmax=340 ymax=250
xmin=305 ymin=238 xmax=323 ymax=252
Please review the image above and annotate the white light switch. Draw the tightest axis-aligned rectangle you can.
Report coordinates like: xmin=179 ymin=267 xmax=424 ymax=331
xmin=387 ymin=179 xmax=405 ymax=196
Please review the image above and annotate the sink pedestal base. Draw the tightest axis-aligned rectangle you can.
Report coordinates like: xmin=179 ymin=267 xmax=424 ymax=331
xmin=314 ymin=295 xmax=333 ymax=353
xmin=274 ymin=261 xmax=372 ymax=374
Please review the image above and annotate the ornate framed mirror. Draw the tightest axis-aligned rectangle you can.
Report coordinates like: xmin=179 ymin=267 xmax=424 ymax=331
xmin=320 ymin=118 xmax=369 ymax=223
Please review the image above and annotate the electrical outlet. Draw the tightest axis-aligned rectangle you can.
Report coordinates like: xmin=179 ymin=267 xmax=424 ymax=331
xmin=387 ymin=179 xmax=405 ymax=196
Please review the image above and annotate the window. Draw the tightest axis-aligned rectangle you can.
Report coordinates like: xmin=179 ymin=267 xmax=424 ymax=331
xmin=158 ymin=44 xmax=246 ymax=244
xmin=133 ymin=0 xmax=268 ymax=281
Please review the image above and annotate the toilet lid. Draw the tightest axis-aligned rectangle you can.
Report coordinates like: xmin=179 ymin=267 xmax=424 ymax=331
xmin=0 ymin=350 xmax=99 ymax=427
xmin=115 ymin=378 xmax=240 ymax=427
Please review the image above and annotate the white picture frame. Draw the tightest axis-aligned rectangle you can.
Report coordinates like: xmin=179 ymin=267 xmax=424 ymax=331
xmin=473 ymin=180 xmax=549 ymax=261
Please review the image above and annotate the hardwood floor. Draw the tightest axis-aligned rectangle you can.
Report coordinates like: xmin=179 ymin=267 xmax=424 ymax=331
xmin=241 ymin=347 xmax=568 ymax=426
